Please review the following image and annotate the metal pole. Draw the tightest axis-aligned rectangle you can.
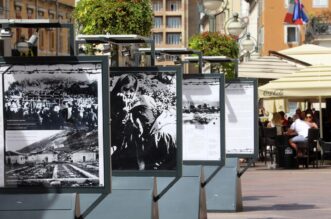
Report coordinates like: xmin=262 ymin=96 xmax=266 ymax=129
xmin=150 ymin=39 xmax=155 ymax=66
xmin=35 ymin=0 xmax=38 ymax=19
xmin=55 ymin=0 xmax=59 ymax=56
xmin=209 ymin=15 xmax=216 ymax=32
xmin=68 ymin=24 xmax=75 ymax=56
xmin=319 ymin=96 xmax=323 ymax=139
xmin=5 ymin=0 xmax=9 ymax=19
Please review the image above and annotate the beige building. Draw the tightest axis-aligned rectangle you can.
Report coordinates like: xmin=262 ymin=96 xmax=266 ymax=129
xmin=151 ymin=0 xmax=200 ymax=66
xmin=0 ymin=0 xmax=75 ymax=56
xmin=258 ymin=0 xmax=331 ymax=56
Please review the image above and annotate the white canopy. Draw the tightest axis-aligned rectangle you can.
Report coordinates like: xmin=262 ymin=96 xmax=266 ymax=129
xmin=278 ymin=44 xmax=331 ymax=66
xmin=239 ymin=55 xmax=304 ymax=79
xmin=259 ymin=65 xmax=331 ymax=99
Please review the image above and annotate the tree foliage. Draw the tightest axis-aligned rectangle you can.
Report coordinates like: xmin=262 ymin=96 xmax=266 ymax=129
xmin=74 ymin=0 xmax=153 ymax=36
xmin=189 ymin=32 xmax=239 ymax=79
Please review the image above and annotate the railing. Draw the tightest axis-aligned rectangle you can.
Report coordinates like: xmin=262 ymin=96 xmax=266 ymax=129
xmin=305 ymin=15 xmax=331 ymax=43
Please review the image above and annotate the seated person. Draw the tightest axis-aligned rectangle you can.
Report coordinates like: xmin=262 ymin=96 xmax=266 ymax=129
xmin=267 ymin=112 xmax=283 ymax=135
xmin=278 ymin=111 xmax=289 ymax=127
xmin=286 ymin=113 xmax=318 ymax=156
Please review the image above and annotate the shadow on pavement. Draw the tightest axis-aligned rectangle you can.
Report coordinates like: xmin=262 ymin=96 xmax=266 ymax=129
xmin=244 ymin=203 xmax=316 ymax=212
xmin=243 ymin=195 xmax=277 ymax=201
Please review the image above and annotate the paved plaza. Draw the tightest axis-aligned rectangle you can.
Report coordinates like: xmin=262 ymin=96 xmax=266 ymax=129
xmin=208 ymin=162 xmax=331 ymax=219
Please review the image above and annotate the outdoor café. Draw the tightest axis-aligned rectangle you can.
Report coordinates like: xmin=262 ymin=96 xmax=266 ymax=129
xmin=258 ymin=65 xmax=331 ymax=169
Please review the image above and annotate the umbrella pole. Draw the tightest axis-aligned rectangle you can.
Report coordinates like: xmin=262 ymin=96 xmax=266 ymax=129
xmin=319 ymin=96 xmax=323 ymax=139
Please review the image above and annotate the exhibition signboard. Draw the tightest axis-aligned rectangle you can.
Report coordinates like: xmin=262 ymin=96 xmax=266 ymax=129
xmin=182 ymin=74 xmax=225 ymax=165
xmin=110 ymin=66 xmax=182 ymax=177
xmin=0 ymin=56 xmax=110 ymax=193
xmin=225 ymin=79 xmax=258 ymax=158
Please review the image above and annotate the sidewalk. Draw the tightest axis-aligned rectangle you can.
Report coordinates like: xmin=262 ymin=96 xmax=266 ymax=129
xmin=208 ymin=162 xmax=331 ymax=219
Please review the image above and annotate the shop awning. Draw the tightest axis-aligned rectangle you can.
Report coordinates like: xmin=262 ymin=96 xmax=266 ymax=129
xmin=239 ymin=55 xmax=304 ymax=79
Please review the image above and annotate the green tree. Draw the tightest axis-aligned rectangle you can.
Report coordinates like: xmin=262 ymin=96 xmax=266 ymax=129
xmin=74 ymin=0 xmax=153 ymax=36
xmin=189 ymin=32 xmax=239 ymax=79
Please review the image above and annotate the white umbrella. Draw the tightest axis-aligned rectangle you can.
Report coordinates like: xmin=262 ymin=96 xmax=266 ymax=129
xmin=259 ymin=65 xmax=331 ymax=138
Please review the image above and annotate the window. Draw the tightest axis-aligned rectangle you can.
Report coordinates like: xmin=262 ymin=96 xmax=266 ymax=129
xmin=284 ymin=25 xmax=299 ymax=43
xmin=153 ymin=33 xmax=163 ymax=45
xmin=166 ymin=33 xmax=181 ymax=45
xmin=152 ymin=0 xmax=163 ymax=12
xmin=258 ymin=26 xmax=264 ymax=51
xmin=0 ymin=0 xmax=4 ymax=12
xmin=165 ymin=54 xmax=178 ymax=61
xmin=39 ymin=30 xmax=44 ymax=49
xmin=38 ymin=10 xmax=45 ymax=18
xmin=154 ymin=17 xmax=162 ymax=28
xmin=15 ymin=6 xmax=22 ymax=43
xmin=27 ymin=9 xmax=33 ymax=37
xmin=313 ymin=0 xmax=328 ymax=8
xmin=49 ymin=31 xmax=55 ymax=50
xmin=166 ymin=16 xmax=181 ymax=28
xmin=49 ymin=13 xmax=54 ymax=19
xmin=166 ymin=0 xmax=181 ymax=11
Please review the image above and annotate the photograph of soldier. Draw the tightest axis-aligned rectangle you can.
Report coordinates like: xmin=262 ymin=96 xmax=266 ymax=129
xmin=110 ymin=72 xmax=177 ymax=171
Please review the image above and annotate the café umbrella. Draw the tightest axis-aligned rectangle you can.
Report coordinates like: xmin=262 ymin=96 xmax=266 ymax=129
xmin=259 ymin=65 xmax=331 ymax=138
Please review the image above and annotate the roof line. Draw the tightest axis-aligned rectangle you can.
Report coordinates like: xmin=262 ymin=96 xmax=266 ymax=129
xmin=269 ymin=50 xmax=312 ymax=67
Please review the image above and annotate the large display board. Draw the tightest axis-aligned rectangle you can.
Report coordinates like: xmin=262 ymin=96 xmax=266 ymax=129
xmin=110 ymin=67 xmax=182 ymax=177
xmin=225 ymin=79 xmax=258 ymax=158
xmin=182 ymin=74 xmax=225 ymax=165
xmin=0 ymin=56 xmax=110 ymax=193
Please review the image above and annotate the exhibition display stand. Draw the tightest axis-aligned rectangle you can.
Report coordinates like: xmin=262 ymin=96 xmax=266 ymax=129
xmin=0 ymin=194 xmax=76 ymax=219
xmin=78 ymin=177 xmax=154 ymax=219
xmin=155 ymin=165 xmax=202 ymax=219
xmin=205 ymin=158 xmax=242 ymax=212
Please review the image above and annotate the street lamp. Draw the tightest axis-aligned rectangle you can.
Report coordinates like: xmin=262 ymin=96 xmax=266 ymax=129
xmin=239 ymin=32 xmax=257 ymax=61
xmin=240 ymin=33 xmax=257 ymax=53
xmin=225 ymin=12 xmax=248 ymax=39
xmin=201 ymin=0 xmax=228 ymax=32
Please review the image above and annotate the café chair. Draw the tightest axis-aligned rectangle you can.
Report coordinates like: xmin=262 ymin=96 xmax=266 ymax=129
xmin=262 ymin=127 xmax=277 ymax=165
xmin=259 ymin=126 xmax=265 ymax=161
xmin=319 ymin=139 xmax=331 ymax=165
xmin=296 ymin=128 xmax=320 ymax=168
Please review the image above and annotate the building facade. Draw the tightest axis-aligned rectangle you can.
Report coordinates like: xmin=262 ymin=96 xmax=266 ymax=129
xmin=258 ymin=0 xmax=331 ymax=56
xmin=72 ymin=150 xmax=97 ymax=163
xmin=0 ymin=0 xmax=75 ymax=56
xmin=151 ymin=0 xmax=200 ymax=66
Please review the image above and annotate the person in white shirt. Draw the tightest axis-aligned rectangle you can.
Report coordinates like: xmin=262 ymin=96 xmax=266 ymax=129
xmin=287 ymin=113 xmax=318 ymax=156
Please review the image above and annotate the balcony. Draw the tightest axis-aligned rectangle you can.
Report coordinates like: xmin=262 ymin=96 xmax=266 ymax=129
xmin=305 ymin=15 xmax=331 ymax=47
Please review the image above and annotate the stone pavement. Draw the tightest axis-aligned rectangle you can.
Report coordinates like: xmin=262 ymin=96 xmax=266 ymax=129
xmin=207 ymin=162 xmax=331 ymax=219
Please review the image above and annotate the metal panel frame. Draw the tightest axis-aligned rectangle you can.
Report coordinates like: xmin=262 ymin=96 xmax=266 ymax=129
xmin=225 ymin=78 xmax=258 ymax=159
xmin=182 ymin=74 xmax=225 ymax=166
xmin=0 ymin=56 xmax=110 ymax=193
xmin=110 ymin=66 xmax=182 ymax=177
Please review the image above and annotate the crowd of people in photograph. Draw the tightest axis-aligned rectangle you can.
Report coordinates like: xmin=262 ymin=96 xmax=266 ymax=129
xmin=4 ymin=80 xmax=98 ymax=131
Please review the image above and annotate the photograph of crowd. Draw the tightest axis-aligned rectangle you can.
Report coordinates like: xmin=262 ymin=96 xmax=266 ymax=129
xmin=1 ymin=63 xmax=105 ymax=188
xmin=3 ymin=65 xmax=100 ymax=131
xmin=110 ymin=71 xmax=178 ymax=171
xmin=182 ymin=77 xmax=221 ymax=161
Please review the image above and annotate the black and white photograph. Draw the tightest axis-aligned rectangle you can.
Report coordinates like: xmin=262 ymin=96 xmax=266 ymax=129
xmin=110 ymin=71 xmax=178 ymax=172
xmin=0 ymin=60 xmax=107 ymax=190
xmin=182 ymin=76 xmax=222 ymax=162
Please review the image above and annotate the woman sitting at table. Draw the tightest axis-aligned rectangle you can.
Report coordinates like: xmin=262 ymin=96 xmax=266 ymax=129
xmin=267 ymin=112 xmax=283 ymax=135
xmin=287 ymin=113 xmax=318 ymax=157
